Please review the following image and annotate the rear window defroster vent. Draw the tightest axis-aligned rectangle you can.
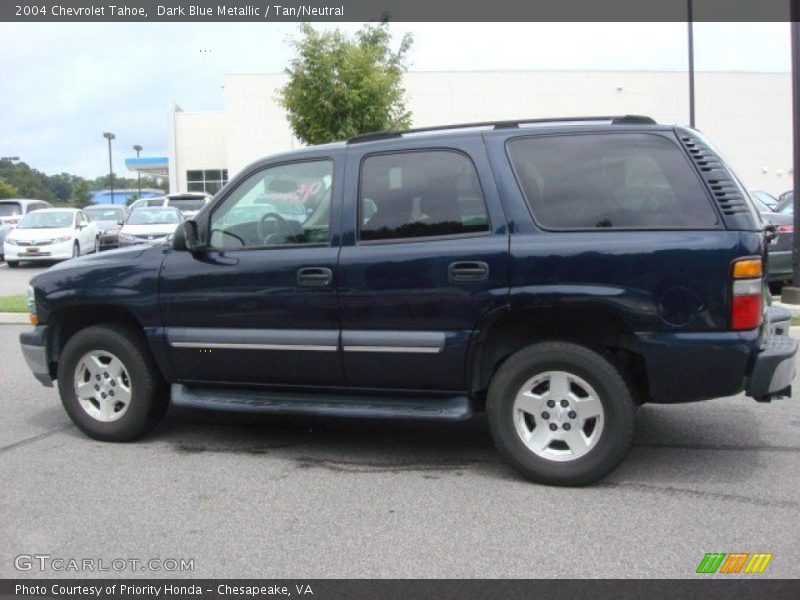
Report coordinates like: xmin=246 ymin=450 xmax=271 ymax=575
xmin=677 ymin=129 xmax=754 ymax=229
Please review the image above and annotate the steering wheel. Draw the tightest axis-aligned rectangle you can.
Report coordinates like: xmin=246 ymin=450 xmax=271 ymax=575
xmin=258 ymin=212 xmax=291 ymax=243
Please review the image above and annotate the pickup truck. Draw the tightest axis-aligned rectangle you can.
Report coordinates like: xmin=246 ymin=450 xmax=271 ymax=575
xmin=19 ymin=116 xmax=798 ymax=486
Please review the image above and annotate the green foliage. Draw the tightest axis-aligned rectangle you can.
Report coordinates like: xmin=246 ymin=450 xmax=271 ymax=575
xmin=69 ymin=179 xmax=92 ymax=208
xmin=0 ymin=177 xmax=20 ymax=200
xmin=0 ymin=159 xmax=56 ymax=201
xmin=0 ymin=295 xmax=27 ymax=313
xmin=278 ymin=22 xmax=413 ymax=145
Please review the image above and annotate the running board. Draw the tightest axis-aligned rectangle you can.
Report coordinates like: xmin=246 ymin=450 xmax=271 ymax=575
xmin=171 ymin=384 xmax=473 ymax=421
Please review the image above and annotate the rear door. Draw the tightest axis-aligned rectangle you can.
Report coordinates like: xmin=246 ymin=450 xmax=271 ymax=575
xmin=338 ymin=137 xmax=510 ymax=391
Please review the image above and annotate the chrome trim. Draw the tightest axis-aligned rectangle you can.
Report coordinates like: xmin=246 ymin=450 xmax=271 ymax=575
xmin=171 ymin=341 xmax=337 ymax=352
xmin=342 ymin=345 xmax=442 ymax=354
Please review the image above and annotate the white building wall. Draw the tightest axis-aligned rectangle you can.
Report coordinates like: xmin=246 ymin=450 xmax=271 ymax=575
xmin=170 ymin=70 xmax=793 ymax=196
xmin=170 ymin=109 xmax=228 ymax=193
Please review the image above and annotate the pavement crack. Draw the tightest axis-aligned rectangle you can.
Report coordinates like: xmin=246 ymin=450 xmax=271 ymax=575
xmin=0 ymin=423 xmax=74 ymax=454
xmin=600 ymin=481 xmax=799 ymax=509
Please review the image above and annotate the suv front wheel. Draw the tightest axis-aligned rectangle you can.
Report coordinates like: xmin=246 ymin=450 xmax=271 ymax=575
xmin=57 ymin=324 xmax=168 ymax=442
xmin=487 ymin=341 xmax=636 ymax=486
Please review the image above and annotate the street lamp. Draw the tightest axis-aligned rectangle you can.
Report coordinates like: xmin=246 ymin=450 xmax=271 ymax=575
xmin=687 ymin=0 xmax=695 ymax=128
xmin=133 ymin=144 xmax=143 ymax=201
xmin=103 ymin=132 xmax=115 ymax=204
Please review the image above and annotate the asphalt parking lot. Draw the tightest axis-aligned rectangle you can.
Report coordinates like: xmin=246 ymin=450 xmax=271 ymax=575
xmin=0 ymin=262 xmax=50 ymax=296
xmin=1 ymin=324 xmax=799 ymax=579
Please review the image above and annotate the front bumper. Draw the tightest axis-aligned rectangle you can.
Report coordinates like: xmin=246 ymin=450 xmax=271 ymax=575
xmin=745 ymin=306 xmax=797 ymax=401
xmin=4 ymin=240 xmax=74 ymax=261
xmin=19 ymin=325 xmax=53 ymax=387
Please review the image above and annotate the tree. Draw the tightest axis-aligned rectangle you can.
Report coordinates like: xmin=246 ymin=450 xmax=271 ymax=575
xmin=278 ymin=22 xmax=413 ymax=145
xmin=0 ymin=177 xmax=19 ymax=199
xmin=69 ymin=179 xmax=92 ymax=208
xmin=0 ymin=159 xmax=56 ymax=201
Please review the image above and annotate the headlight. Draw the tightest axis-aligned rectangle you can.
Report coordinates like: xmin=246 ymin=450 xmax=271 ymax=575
xmin=5 ymin=238 xmax=18 ymax=246
xmin=51 ymin=236 xmax=72 ymax=243
xmin=27 ymin=284 xmax=38 ymax=325
xmin=119 ymin=234 xmax=137 ymax=242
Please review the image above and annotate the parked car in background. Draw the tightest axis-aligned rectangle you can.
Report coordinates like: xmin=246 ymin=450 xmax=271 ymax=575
xmin=0 ymin=198 xmax=52 ymax=227
xmin=750 ymin=190 xmax=779 ymax=211
xmin=0 ymin=223 xmax=12 ymax=261
xmin=3 ymin=208 xmax=97 ymax=267
xmin=777 ymin=190 xmax=794 ymax=214
xmin=118 ymin=207 xmax=183 ymax=247
xmin=129 ymin=193 xmax=211 ymax=219
xmin=750 ymin=193 xmax=793 ymax=287
xmin=84 ymin=205 xmax=130 ymax=251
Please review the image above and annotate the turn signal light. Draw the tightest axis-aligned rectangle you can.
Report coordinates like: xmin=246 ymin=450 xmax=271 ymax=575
xmin=776 ymin=224 xmax=794 ymax=234
xmin=29 ymin=314 xmax=39 ymax=326
xmin=732 ymin=258 xmax=763 ymax=279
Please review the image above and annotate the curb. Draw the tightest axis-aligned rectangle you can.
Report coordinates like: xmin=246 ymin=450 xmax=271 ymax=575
xmin=0 ymin=312 xmax=29 ymax=324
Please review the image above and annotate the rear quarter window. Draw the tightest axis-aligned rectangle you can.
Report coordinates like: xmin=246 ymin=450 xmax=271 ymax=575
xmin=506 ymin=133 xmax=718 ymax=229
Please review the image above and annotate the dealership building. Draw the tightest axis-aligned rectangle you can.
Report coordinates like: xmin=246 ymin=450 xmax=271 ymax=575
xmin=158 ymin=70 xmax=793 ymax=196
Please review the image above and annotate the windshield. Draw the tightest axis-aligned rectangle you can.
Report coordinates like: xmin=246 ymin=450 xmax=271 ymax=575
xmin=168 ymin=198 xmax=206 ymax=212
xmin=127 ymin=208 xmax=181 ymax=225
xmin=17 ymin=211 xmax=74 ymax=229
xmin=0 ymin=202 xmax=22 ymax=217
xmin=85 ymin=207 xmax=125 ymax=221
xmin=751 ymin=191 xmax=777 ymax=208
xmin=779 ymin=201 xmax=794 ymax=215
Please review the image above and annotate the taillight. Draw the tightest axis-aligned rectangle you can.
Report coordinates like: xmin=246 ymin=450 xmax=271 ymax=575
xmin=731 ymin=258 xmax=763 ymax=330
xmin=776 ymin=224 xmax=794 ymax=234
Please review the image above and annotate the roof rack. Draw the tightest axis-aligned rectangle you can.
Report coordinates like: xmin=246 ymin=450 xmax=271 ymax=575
xmin=347 ymin=115 xmax=656 ymax=144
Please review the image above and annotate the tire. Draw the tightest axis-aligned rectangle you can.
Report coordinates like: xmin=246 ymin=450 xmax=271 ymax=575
xmin=72 ymin=242 xmax=79 ymax=258
xmin=57 ymin=323 xmax=168 ymax=442
xmin=487 ymin=341 xmax=636 ymax=486
xmin=6 ymin=260 xmax=19 ymax=268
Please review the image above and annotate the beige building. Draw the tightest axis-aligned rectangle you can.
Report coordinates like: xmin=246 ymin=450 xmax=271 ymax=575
xmin=167 ymin=70 xmax=793 ymax=197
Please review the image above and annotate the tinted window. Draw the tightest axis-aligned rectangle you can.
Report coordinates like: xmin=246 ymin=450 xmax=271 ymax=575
xmin=169 ymin=198 xmax=206 ymax=212
xmin=359 ymin=151 xmax=489 ymax=241
xmin=507 ymin=133 xmax=718 ymax=229
xmin=85 ymin=207 xmax=125 ymax=221
xmin=0 ymin=202 xmax=21 ymax=217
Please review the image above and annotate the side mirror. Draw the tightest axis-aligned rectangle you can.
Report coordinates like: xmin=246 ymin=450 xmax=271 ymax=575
xmin=173 ymin=220 xmax=204 ymax=252
xmin=763 ymin=223 xmax=777 ymax=243
xmin=117 ymin=219 xmax=124 ymax=226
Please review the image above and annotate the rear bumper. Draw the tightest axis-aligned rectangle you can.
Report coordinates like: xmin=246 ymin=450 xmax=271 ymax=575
xmin=19 ymin=326 xmax=53 ymax=387
xmin=745 ymin=307 xmax=797 ymax=401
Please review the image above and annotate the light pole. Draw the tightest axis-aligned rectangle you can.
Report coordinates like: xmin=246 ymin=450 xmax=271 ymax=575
xmin=687 ymin=0 xmax=696 ymax=128
xmin=103 ymin=132 xmax=115 ymax=204
xmin=133 ymin=144 xmax=142 ymax=201
xmin=792 ymin=2 xmax=800 ymax=289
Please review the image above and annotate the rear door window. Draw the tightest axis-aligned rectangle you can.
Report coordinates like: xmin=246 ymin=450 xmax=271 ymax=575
xmin=359 ymin=150 xmax=490 ymax=242
xmin=506 ymin=133 xmax=718 ymax=229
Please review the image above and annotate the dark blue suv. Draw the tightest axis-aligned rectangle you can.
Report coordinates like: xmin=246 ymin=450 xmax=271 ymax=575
xmin=19 ymin=116 xmax=798 ymax=485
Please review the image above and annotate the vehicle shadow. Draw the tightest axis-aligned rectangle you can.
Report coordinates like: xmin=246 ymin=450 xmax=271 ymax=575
xmin=142 ymin=400 xmax=769 ymax=486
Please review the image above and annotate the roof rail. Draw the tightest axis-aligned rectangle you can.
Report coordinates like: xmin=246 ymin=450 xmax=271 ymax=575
xmin=347 ymin=115 xmax=656 ymax=144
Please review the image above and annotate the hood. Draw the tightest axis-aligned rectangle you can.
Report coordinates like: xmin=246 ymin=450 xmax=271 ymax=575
xmin=120 ymin=223 xmax=179 ymax=237
xmin=7 ymin=227 xmax=74 ymax=242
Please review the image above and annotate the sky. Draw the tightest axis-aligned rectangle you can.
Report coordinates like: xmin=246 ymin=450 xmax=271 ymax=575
xmin=0 ymin=22 xmax=791 ymax=179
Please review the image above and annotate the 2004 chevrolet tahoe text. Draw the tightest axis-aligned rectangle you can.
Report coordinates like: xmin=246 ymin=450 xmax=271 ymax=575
xmin=19 ymin=116 xmax=798 ymax=485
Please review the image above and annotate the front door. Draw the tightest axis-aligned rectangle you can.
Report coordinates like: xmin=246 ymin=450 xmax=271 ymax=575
xmin=337 ymin=140 xmax=510 ymax=391
xmin=160 ymin=156 xmax=345 ymax=387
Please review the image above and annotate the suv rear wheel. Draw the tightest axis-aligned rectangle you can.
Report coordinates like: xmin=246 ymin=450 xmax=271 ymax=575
xmin=57 ymin=324 xmax=168 ymax=441
xmin=487 ymin=341 xmax=635 ymax=486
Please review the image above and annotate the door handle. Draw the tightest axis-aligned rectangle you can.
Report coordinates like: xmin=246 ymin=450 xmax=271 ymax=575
xmin=297 ymin=267 xmax=333 ymax=287
xmin=448 ymin=261 xmax=489 ymax=283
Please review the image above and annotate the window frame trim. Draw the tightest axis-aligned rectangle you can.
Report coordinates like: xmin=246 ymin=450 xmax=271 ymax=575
xmin=206 ymin=156 xmax=335 ymax=252
xmin=504 ymin=130 xmax=723 ymax=233
xmin=356 ymin=147 xmax=493 ymax=245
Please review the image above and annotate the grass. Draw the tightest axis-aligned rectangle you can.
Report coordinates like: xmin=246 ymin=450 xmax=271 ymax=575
xmin=791 ymin=315 xmax=800 ymax=327
xmin=0 ymin=295 xmax=28 ymax=313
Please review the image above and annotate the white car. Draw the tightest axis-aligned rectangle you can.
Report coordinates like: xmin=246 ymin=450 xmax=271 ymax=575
xmin=118 ymin=207 xmax=183 ymax=247
xmin=3 ymin=208 xmax=98 ymax=267
xmin=129 ymin=193 xmax=211 ymax=219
